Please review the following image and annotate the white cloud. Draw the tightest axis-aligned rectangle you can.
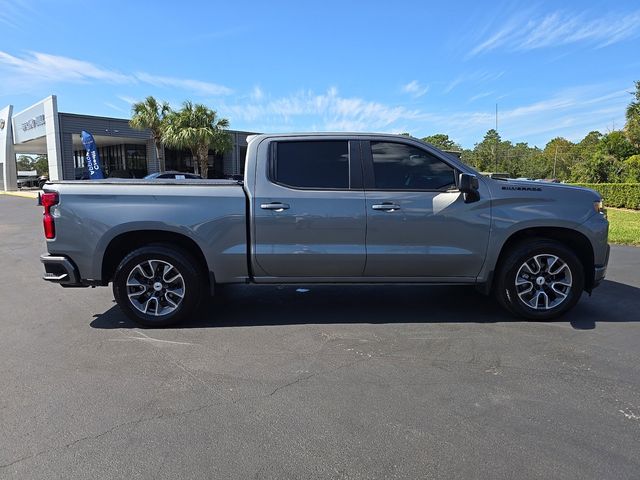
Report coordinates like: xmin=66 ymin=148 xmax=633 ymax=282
xmin=438 ymin=85 xmax=629 ymax=145
xmin=0 ymin=0 xmax=37 ymax=29
xmin=469 ymin=91 xmax=494 ymax=102
xmin=402 ymin=80 xmax=429 ymax=98
xmin=224 ymin=85 xmax=629 ymax=147
xmin=104 ymin=102 xmax=129 ymax=114
xmin=444 ymin=70 xmax=504 ymax=94
xmin=219 ymin=83 xmax=628 ymax=148
xmin=0 ymin=50 xmax=131 ymax=84
xmin=134 ymin=72 xmax=233 ymax=96
xmin=443 ymin=77 xmax=463 ymax=94
xmin=250 ymin=86 xmax=264 ymax=101
xmin=469 ymin=9 xmax=640 ymax=56
xmin=0 ymin=50 xmax=234 ymax=97
xmin=220 ymin=87 xmax=429 ymax=133
xmin=117 ymin=95 xmax=138 ymax=105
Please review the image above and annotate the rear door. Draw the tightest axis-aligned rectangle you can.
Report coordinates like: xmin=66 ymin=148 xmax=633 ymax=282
xmin=252 ymin=138 xmax=366 ymax=278
xmin=362 ymin=139 xmax=491 ymax=278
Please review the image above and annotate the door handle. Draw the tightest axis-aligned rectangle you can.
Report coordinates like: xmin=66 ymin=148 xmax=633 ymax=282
xmin=260 ymin=202 xmax=290 ymax=212
xmin=372 ymin=203 xmax=401 ymax=212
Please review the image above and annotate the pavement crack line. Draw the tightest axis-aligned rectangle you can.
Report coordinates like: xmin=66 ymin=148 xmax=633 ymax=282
xmin=269 ymin=372 xmax=319 ymax=396
xmin=0 ymin=403 xmax=224 ymax=470
xmin=0 ymin=416 xmax=145 ymax=470
xmin=267 ymin=355 xmax=374 ymax=397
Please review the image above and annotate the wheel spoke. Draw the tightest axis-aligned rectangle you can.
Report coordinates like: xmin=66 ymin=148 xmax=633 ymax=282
xmin=167 ymin=288 xmax=184 ymax=299
xmin=549 ymin=264 xmax=567 ymax=276
xmin=545 ymin=255 xmax=558 ymax=273
xmin=126 ymin=277 xmax=144 ymax=287
xmin=127 ymin=287 xmax=147 ymax=299
xmin=521 ymin=262 xmax=536 ymax=275
xmin=518 ymin=283 xmax=534 ymax=295
xmin=534 ymin=290 xmax=549 ymax=309
xmin=134 ymin=264 xmax=153 ymax=279
xmin=163 ymin=266 xmax=181 ymax=283
xmin=550 ymin=282 xmax=569 ymax=298
xmin=532 ymin=256 xmax=543 ymax=274
xmin=164 ymin=294 xmax=178 ymax=308
xmin=143 ymin=296 xmax=158 ymax=314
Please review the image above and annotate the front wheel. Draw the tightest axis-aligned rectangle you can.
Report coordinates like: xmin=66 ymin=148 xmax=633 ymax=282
xmin=494 ymin=239 xmax=584 ymax=320
xmin=113 ymin=244 xmax=204 ymax=327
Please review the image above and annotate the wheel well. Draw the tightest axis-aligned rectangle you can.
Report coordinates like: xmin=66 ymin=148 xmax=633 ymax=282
xmin=102 ymin=230 xmax=210 ymax=288
xmin=495 ymin=227 xmax=595 ymax=292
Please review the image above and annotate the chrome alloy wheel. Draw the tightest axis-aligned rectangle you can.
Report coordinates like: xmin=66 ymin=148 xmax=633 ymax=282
xmin=515 ymin=254 xmax=573 ymax=310
xmin=126 ymin=259 xmax=185 ymax=316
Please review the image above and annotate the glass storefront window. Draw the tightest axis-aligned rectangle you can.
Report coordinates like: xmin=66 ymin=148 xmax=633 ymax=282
xmin=73 ymin=143 xmax=147 ymax=178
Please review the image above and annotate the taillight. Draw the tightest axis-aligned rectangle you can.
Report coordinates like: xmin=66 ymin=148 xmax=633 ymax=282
xmin=41 ymin=192 xmax=59 ymax=239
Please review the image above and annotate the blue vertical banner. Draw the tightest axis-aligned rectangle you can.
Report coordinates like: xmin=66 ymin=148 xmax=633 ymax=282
xmin=81 ymin=130 xmax=104 ymax=179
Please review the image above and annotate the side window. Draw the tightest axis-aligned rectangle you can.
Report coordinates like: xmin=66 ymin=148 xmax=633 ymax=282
xmin=272 ymin=141 xmax=349 ymax=189
xmin=370 ymin=142 xmax=456 ymax=190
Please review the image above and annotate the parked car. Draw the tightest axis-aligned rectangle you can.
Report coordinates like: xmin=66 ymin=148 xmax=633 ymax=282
xmin=144 ymin=171 xmax=203 ymax=180
xmin=107 ymin=170 xmax=137 ymax=179
xmin=17 ymin=170 xmax=39 ymax=189
xmin=40 ymin=133 xmax=609 ymax=327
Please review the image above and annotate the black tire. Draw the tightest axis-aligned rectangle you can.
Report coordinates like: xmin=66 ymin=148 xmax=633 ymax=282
xmin=113 ymin=244 xmax=204 ymax=327
xmin=494 ymin=238 xmax=584 ymax=320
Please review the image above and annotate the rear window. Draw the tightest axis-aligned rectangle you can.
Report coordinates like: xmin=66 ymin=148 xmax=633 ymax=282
xmin=272 ymin=141 xmax=349 ymax=189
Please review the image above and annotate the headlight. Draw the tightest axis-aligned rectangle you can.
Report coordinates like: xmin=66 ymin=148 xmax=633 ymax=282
xmin=594 ymin=200 xmax=606 ymax=218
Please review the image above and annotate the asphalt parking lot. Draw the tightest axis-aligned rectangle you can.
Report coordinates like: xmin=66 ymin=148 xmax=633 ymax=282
xmin=1 ymin=194 xmax=639 ymax=480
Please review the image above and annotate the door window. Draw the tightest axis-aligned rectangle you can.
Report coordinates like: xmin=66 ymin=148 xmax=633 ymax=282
xmin=272 ymin=141 xmax=349 ymax=189
xmin=370 ymin=142 xmax=456 ymax=190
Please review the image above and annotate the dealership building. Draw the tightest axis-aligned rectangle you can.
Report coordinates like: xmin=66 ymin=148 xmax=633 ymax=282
xmin=0 ymin=95 xmax=254 ymax=191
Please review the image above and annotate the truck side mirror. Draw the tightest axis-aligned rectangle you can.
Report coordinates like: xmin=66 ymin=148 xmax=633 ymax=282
xmin=459 ymin=173 xmax=480 ymax=203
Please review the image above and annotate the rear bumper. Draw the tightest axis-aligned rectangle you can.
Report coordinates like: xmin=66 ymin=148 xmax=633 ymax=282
xmin=40 ymin=254 xmax=85 ymax=286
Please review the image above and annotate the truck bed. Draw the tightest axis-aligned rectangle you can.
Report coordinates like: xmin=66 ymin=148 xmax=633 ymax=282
xmin=43 ymin=179 xmax=249 ymax=284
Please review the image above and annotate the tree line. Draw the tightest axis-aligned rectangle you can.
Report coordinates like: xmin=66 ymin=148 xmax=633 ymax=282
xmin=16 ymin=154 xmax=48 ymax=175
xmin=418 ymin=80 xmax=640 ymax=183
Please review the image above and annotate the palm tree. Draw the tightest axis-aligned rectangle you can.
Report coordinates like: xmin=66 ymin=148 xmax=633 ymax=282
xmin=129 ymin=96 xmax=171 ymax=171
xmin=625 ymin=80 xmax=640 ymax=149
xmin=162 ymin=102 xmax=232 ymax=179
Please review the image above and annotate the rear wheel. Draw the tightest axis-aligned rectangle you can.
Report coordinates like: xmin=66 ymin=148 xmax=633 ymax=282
xmin=494 ymin=239 xmax=584 ymax=320
xmin=113 ymin=244 xmax=204 ymax=327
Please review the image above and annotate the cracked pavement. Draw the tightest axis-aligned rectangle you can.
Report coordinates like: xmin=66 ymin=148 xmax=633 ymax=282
xmin=1 ymin=195 xmax=640 ymax=479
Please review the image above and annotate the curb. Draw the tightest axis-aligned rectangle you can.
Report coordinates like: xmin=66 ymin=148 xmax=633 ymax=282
xmin=0 ymin=191 xmax=41 ymax=199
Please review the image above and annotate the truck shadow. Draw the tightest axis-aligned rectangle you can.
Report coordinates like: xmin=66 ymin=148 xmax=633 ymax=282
xmin=90 ymin=280 xmax=640 ymax=330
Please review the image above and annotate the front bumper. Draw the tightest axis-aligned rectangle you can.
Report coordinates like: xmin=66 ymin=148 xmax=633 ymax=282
xmin=592 ymin=244 xmax=610 ymax=289
xmin=40 ymin=254 xmax=83 ymax=286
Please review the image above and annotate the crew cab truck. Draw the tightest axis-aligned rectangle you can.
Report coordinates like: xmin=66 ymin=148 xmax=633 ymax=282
xmin=40 ymin=133 xmax=609 ymax=326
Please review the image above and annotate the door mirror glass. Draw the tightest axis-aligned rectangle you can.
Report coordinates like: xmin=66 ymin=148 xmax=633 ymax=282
xmin=458 ymin=173 xmax=480 ymax=203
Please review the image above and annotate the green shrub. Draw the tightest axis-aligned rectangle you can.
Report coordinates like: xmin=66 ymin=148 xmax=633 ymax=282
xmin=571 ymin=183 xmax=640 ymax=210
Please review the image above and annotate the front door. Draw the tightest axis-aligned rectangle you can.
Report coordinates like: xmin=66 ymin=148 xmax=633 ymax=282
xmin=362 ymin=140 xmax=491 ymax=279
xmin=252 ymin=139 xmax=366 ymax=278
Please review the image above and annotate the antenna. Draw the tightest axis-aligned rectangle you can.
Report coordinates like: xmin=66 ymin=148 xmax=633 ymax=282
xmin=495 ymin=103 xmax=499 ymax=172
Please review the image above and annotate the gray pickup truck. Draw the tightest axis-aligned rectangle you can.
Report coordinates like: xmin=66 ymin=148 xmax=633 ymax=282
xmin=40 ymin=133 xmax=609 ymax=326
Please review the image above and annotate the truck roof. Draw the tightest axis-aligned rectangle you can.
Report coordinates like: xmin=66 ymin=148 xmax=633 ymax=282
xmin=247 ymin=132 xmax=412 ymax=143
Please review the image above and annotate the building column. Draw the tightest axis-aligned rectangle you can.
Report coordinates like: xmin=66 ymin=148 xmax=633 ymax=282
xmin=44 ymin=96 xmax=63 ymax=181
xmin=0 ymin=105 xmax=17 ymax=191
xmin=61 ymin=133 xmax=75 ymax=180
xmin=234 ymin=133 xmax=241 ymax=175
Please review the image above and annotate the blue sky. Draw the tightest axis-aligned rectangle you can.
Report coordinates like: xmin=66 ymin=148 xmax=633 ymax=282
xmin=1 ymin=0 xmax=639 ymax=148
